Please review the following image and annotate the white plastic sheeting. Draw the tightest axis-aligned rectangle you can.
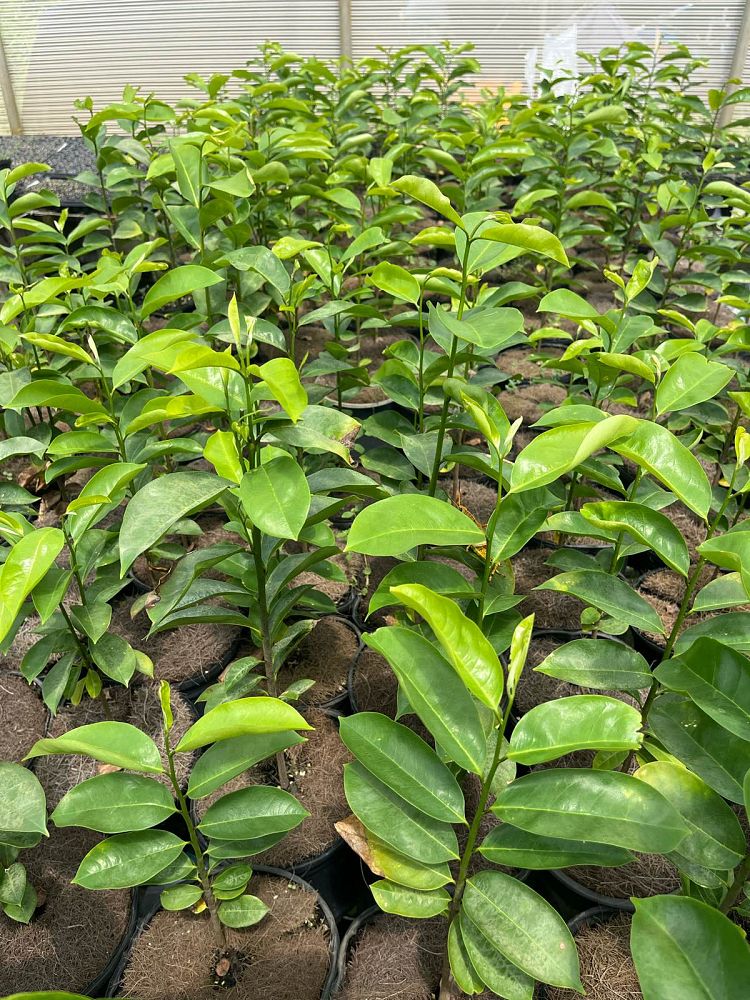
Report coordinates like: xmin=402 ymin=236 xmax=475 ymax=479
xmin=0 ymin=0 xmax=747 ymax=135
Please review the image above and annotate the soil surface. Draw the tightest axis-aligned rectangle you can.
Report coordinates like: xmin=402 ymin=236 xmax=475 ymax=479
xmin=119 ymin=872 xmax=331 ymax=1000
xmin=0 ymin=674 xmax=47 ymax=762
xmin=277 ymin=616 xmax=359 ymax=706
xmin=512 ymin=549 xmax=585 ymax=631
xmin=543 ymin=914 xmax=640 ymax=1000
xmin=337 ymin=912 xmax=496 ymax=1000
xmin=0 ymin=827 xmax=130 ymax=994
xmin=111 ymin=599 xmax=241 ymax=685
xmin=194 ymin=710 xmax=350 ymax=869
xmin=33 ymin=684 xmax=195 ymax=808
xmin=351 ymin=647 xmax=398 ymax=716
xmin=566 ymin=854 xmax=680 ymax=901
xmin=502 ymin=383 xmax=567 ymax=425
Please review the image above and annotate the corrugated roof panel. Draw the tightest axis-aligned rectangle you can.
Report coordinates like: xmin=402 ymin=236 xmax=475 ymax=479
xmin=351 ymin=1 xmax=745 ymax=93
xmin=0 ymin=0 xmax=340 ymax=135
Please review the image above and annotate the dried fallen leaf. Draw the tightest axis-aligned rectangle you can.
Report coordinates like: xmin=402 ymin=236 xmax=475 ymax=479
xmin=334 ymin=814 xmax=385 ymax=877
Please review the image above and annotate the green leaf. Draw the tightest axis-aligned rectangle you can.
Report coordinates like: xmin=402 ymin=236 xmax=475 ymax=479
xmin=239 ymin=456 xmax=310 ymax=540
xmin=51 ymin=773 xmax=176 ymax=833
xmin=0 ymin=764 xmax=47 ymax=838
xmin=363 ymin=627 xmax=487 ymax=775
xmin=655 ymin=639 xmax=750 ymax=742
xmin=367 ymin=560 xmax=475 ymax=614
xmin=493 ymin=769 xmax=688 ymax=852
xmin=631 ymin=895 xmax=750 ymax=1000
xmin=340 ymin=713 xmax=465 ymax=823
xmin=463 ymin=871 xmax=581 ymax=990
xmin=369 ymin=262 xmax=421 ymax=304
xmin=610 ymin=422 xmax=711 ymax=519
xmin=699 ymin=529 xmax=750 ymax=597
xmin=370 ymin=879 xmax=450 ymax=917
xmin=203 ymin=430 xmax=242 ymax=483
xmin=198 ymin=786 xmax=308 ymax=841
xmin=479 ymin=826 xmax=634 ymax=869
xmin=460 ymin=911 xmax=534 ymax=1000
xmin=347 ymin=494 xmax=484 ymax=556
xmin=656 ymin=353 xmax=734 ymax=415
xmin=363 ymin=835 xmax=453 ymax=890
xmin=391 ymin=174 xmax=463 ymax=227
xmin=218 ymin=894 xmax=269 ymax=928
xmin=508 ymin=695 xmax=643 ymax=765
xmin=73 ymin=830 xmax=186 ymax=889
xmin=187 ymin=732 xmax=304 ymax=799
xmin=175 ymin=696 xmax=312 ymax=753
xmin=119 ymin=471 xmax=231 ymax=574
xmin=649 ymin=695 xmax=750 ymax=803
xmin=344 ymin=761 xmax=459 ymax=864
xmin=510 ymin=416 xmax=637 ymax=492
xmin=0 ymin=527 xmax=65 ymax=643
xmin=170 ymin=139 xmax=202 ymax=206
xmin=537 ymin=569 xmax=665 ymax=633
xmin=675 ymin=613 xmax=750 ymax=655
xmin=488 ymin=489 xmax=553 ymax=562
xmin=161 ymin=884 xmax=203 ymax=910
xmin=538 ymin=288 xmax=600 ymax=319
xmin=479 ymin=223 xmax=569 ymax=266
xmin=635 ymin=762 xmax=745 ymax=871
xmin=582 ymin=501 xmax=689 ymax=576
xmin=389 ymin=584 xmax=503 ymax=710
xmin=26 ymin=722 xmax=163 ymax=774
xmin=534 ymin=638 xmax=653 ymax=691
xmin=140 ymin=265 xmax=223 ymax=318
xmin=247 ymin=358 xmax=307 ymax=423
xmin=448 ymin=917 xmax=486 ymax=996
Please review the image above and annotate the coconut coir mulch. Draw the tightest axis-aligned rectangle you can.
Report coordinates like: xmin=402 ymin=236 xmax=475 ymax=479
xmin=276 ymin=616 xmax=359 ymax=707
xmin=119 ymin=872 xmax=331 ymax=1000
xmin=543 ymin=914 xmax=641 ymax=1000
xmin=0 ymin=673 xmax=47 ymax=762
xmin=0 ymin=827 xmax=130 ymax=994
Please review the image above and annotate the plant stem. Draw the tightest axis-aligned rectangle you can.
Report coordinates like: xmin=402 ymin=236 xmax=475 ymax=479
xmin=164 ymin=726 xmax=226 ymax=948
xmin=250 ymin=526 xmax=290 ymax=790
xmin=720 ymin=853 xmax=750 ymax=915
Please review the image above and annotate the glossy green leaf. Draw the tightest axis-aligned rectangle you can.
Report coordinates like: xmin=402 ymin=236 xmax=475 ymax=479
xmin=510 ymin=417 xmax=637 ymax=492
xmin=479 ymin=223 xmax=569 ymax=266
xmin=493 ymin=769 xmax=688 ymax=852
xmin=537 ymin=569 xmax=665 ymax=633
xmin=247 ymin=357 xmax=307 ymax=423
xmin=389 ymin=584 xmax=503 ymax=710
xmin=344 ymin=761 xmax=459 ymax=864
xmin=581 ymin=501 xmax=690 ymax=576
xmin=635 ymin=762 xmax=745 ymax=871
xmin=0 ymin=527 xmax=65 ymax=643
xmin=367 ymin=561 xmax=475 ymax=614
xmin=460 ymin=910 xmax=534 ymax=1000
xmin=363 ymin=628 xmax=487 ymax=775
xmin=346 ymin=495 xmax=484 ymax=556
xmin=508 ymin=695 xmax=643 ymax=764
xmin=0 ymin=764 xmax=47 ymax=838
xmin=538 ymin=288 xmax=600 ymax=319
xmin=369 ymin=261 xmax=420 ymax=304
xmin=649 ymin=695 xmax=750 ymax=803
xmin=140 ymin=265 xmax=223 ymax=318
xmin=463 ymin=871 xmax=581 ymax=989
xmin=675 ymin=613 xmax=750 ymax=655
xmin=365 ymin=835 xmax=453 ymax=890
xmin=479 ymin=825 xmax=634 ymax=869
xmin=187 ymin=732 xmax=304 ymax=799
xmin=199 ymin=785 xmax=308 ymax=841
xmin=203 ymin=430 xmax=243 ymax=483
xmin=119 ymin=472 xmax=231 ymax=574
xmin=73 ymin=830 xmax=186 ymax=889
xmin=534 ymin=638 xmax=652 ymax=692
xmin=161 ymin=883 xmax=203 ymax=910
xmin=655 ymin=638 xmax=750 ymax=742
xmin=26 ymin=722 xmax=163 ymax=774
xmin=391 ymin=174 xmax=463 ymax=227
xmin=610 ymin=422 xmax=711 ymax=519
xmin=340 ymin=713 xmax=465 ymax=823
xmin=51 ymin=773 xmax=176 ymax=833
xmin=448 ymin=917 xmax=485 ymax=996
xmin=218 ymin=893 xmax=269 ymax=928
xmin=239 ymin=456 xmax=310 ymax=540
xmin=656 ymin=353 xmax=734 ymax=415
xmin=698 ymin=528 xmax=750 ymax=597
xmin=631 ymin=895 xmax=750 ymax=1000
xmin=371 ymin=879 xmax=450 ymax=918
xmin=175 ymin=697 xmax=311 ymax=752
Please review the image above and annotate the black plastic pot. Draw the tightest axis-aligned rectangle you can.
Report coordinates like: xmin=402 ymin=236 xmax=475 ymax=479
xmin=175 ymin=633 xmax=245 ymax=700
xmin=550 ymin=869 xmax=636 ymax=915
xmin=326 ymin=903 xmax=380 ymax=999
xmin=297 ymin=614 xmax=361 ymax=714
xmin=105 ymin=866 xmax=340 ymax=998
